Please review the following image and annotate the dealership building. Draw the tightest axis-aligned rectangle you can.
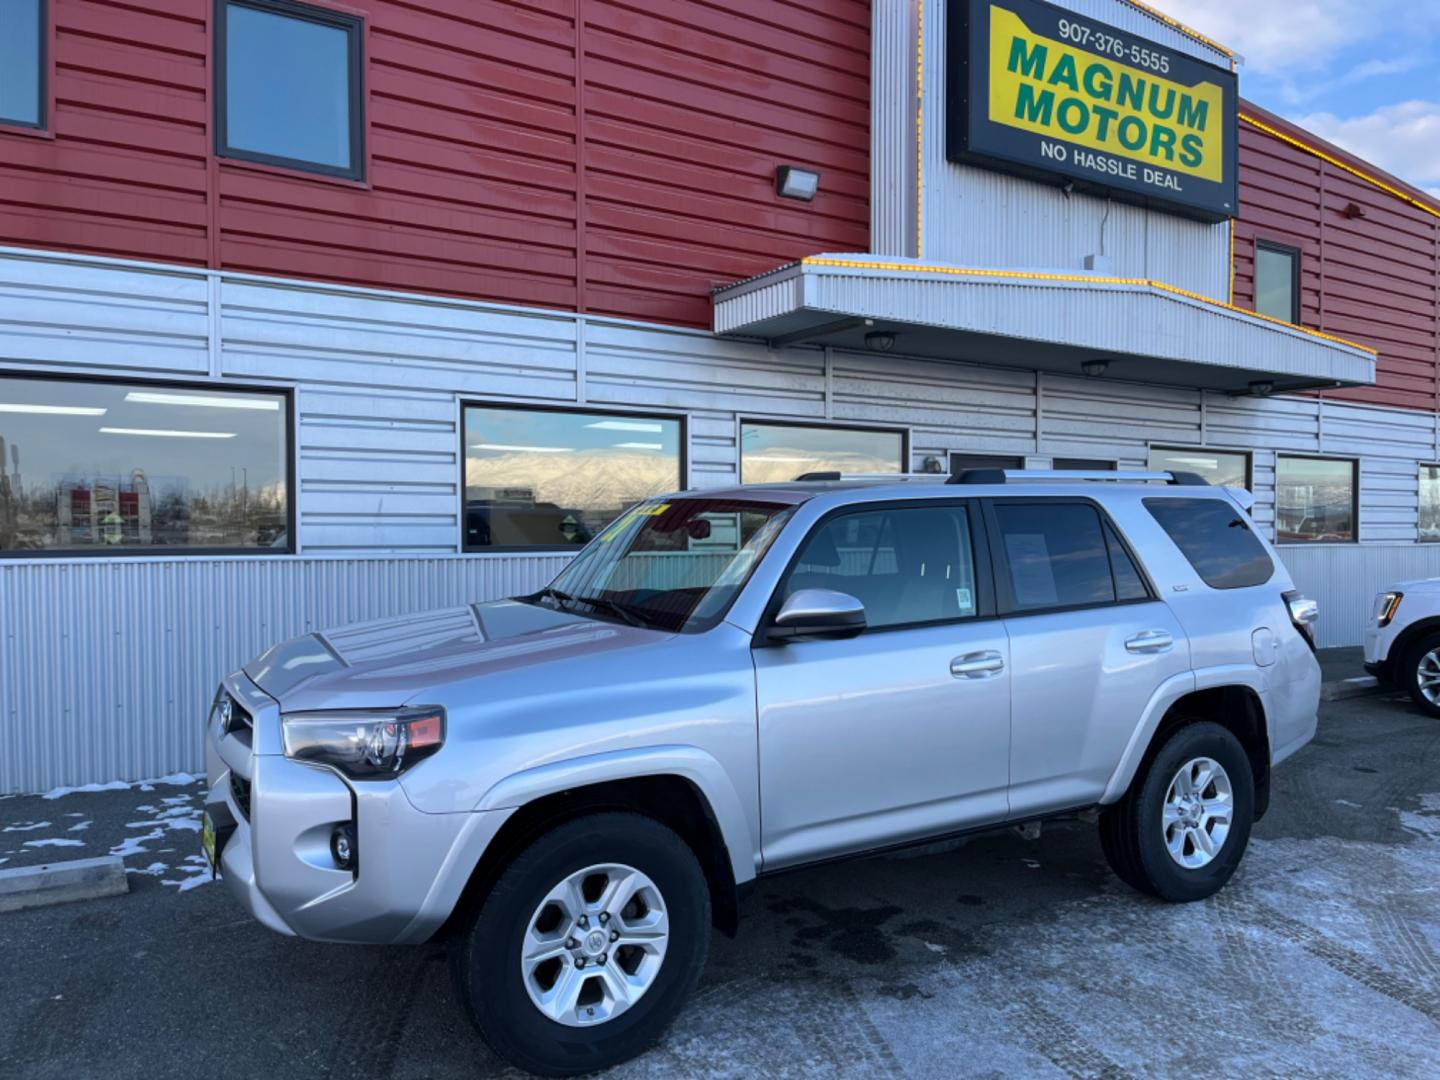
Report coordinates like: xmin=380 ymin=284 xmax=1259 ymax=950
xmin=3 ymin=0 xmax=1440 ymax=792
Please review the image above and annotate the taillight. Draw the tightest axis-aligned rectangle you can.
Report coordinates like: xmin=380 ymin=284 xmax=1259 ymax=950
xmin=1375 ymin=591 xmax=1403 ymax=628
xmin=1283 ymin=590 xmax=1318 ymax=651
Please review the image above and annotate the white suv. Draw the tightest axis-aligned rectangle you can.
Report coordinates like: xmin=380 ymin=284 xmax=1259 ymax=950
xmin=1364 ymin=580 xmax=1440 ymax=716
xmin=203 ymin=469 xmax=1322 ymax=1076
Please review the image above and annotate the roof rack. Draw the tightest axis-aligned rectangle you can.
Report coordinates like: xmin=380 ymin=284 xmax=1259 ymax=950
xmin=790 ymin=468 xmax=1212 ymax=487
xmin=792 ymin=471 xmax=950 ymax=482
xmin=948 ymin=469 xmax=1211 ymax=487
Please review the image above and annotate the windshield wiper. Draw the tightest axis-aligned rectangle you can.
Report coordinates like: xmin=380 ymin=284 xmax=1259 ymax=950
xmin=530 ymin=587 xmax=650 ymax=629
xmin=531 ymin=586 xmax=579 ymax=610
xmin=574 ymin=595 xmax=650 ymax=629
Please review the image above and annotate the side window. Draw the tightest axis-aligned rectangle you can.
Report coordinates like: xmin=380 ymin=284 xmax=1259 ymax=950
xmin=1105 ymin=522 xmax=1149 ymax=601
xmin=1144 ymin=497 xmax=1275 ymax=589
xmin=783 ymin=505 xmax=978 ymax=629
xmin=993 ymin=502 xmax=1116 ymax=612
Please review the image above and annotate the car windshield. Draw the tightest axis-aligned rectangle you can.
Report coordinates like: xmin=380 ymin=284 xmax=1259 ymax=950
xmin=529 ymin=497 xmax=796 ymax=633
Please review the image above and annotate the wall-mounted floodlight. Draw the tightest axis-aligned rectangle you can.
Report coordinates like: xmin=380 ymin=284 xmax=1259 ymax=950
xmin=1082 ymin=358 xmax=1110 ymax=378
xmin=776 ymin=165 xmax=821 ymax=201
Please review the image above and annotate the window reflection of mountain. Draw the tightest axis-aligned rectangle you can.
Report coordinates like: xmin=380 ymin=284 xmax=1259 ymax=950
xmin=464 ymin=450 xmax=679 ymax=547
xmin=740 ymin=451 xmax=902 ymax=485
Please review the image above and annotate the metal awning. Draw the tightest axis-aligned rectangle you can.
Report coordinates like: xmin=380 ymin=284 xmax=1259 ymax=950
xmin=713 ymin=255 xmax=1377 ymax=394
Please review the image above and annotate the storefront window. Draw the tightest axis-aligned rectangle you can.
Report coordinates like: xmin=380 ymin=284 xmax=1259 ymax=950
xmin=0 ymin=376 xmax=290 ymax=554
xmin=740 ymin=422 xmax=905 ymax=484
xmin=1420 ymin=465 xmax=1440 ymax=542
xmin=1148 ymin=447 xmax=1250 ymax=489
xmin=463 ymin=405 xmax=682 ymax=550
xmin=1276 ymin=455 xmax=1357 ymax=543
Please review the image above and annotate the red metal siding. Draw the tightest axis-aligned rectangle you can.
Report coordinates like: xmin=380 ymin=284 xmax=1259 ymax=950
xmin=1235 ymin=104 xmax=1440 ymax=413
xmin=0 ymin=0 xmax=869 ymax=328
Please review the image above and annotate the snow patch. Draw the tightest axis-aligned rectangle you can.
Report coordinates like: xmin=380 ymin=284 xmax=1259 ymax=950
xmin=128 ymin=862 xmax=169 ymax=877
xmin=2 ymin=821 xmax=52 ymax=832
xmin=68 ymin=821 xmax=92 ymax=832
xmin=111 ymin=828 xmax=165 ymax=858
xmin=41 ymin=772 xmax=200 ymax=800
xmin=162 ymin=856 xmax=214 ymax=892
xmin=24 ymin=838 xmax=85 ymax=849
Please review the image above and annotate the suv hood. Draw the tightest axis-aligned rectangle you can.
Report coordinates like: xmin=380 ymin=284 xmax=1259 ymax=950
xmin=244 ymin=599 xmax=670 ymax=712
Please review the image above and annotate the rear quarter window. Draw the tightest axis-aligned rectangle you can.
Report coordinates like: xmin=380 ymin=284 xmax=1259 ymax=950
xmin=1144 ymin=497 xmax=1275 ymax=590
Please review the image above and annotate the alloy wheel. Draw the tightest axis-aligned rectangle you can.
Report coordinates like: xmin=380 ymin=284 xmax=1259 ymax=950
xmin=1161 ymin=756 xmax=1234 ymax=870
xmin=520 ymin=863 xmax=669 ymax=1027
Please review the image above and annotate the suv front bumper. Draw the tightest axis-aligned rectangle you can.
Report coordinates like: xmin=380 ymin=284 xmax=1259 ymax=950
xmin=204 ymin=671 xmax=511 ymax=945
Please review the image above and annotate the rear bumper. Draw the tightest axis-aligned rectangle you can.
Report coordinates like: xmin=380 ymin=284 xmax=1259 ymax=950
xmin=204 ymin=671 xmax=512 ymax=945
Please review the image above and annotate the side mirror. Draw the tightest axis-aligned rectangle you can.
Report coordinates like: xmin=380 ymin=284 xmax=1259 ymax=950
xmin=768 ymin=588 xmax=866 ymax=641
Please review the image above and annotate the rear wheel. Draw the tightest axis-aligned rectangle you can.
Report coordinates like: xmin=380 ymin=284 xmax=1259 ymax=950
xmin=1403 ymin=633 xmax=1440 ymax=718
xmin=1100 ymin=721 xmax=1255 ymax=902
xmin=451 ymin=812 xmax=711 ymax=1077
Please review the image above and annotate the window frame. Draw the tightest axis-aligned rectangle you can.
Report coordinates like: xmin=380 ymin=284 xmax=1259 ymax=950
xmin=755 ymin=498 xmax=996 ymax=643
xmin=459 ymin=400 xmax=688 ymax=555
xmin=1274 ymin=453 xmax=1360 ymax=545
xmin=0 ymin=370 xmax=296 ymax=560
xmin=1253 ymin=239 xmax=1302 ymax=325
xmin=982 ymin=497 xmax=1158 ymax=618
xmin=0 ymin=0 xmax=48 ymax=133
xmin=950 ymin=452 xmax=1025 ymax=474
xmin=214 ymin=0 xmax=366 ymax=182
xmin=1147 ymin=445 xmax=1253 ymax=490
xmin=1053 ymin=457 xmax=1116 ymax=471
xmin=738 ymin=417 xmax=909 ymax=483
xmin=1419 ymin=463 xmax=1440 ymax=544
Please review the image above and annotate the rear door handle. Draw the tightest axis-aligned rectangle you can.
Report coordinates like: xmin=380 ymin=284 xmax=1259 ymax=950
xmin=1125 ymin=630 xmax=1174 ymax=654
xmin=951 ymin=650 xmax=1005 ymax=678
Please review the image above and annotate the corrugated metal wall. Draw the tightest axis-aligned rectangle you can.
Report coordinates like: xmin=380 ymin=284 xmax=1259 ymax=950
xmin=5 ymin=245 xmax=1440 ymax=791
xmin=1235 ymin=104 xmax=1440 ymax=414
xmin=0 ymin=0 xmax=870 ymax=331
xmin=0 ymin=555 xmax=567 ymax=795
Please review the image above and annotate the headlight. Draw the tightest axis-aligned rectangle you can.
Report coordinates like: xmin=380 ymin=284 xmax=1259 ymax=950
xmin=281 ymin=707 xmax=445 ymax=779
xmin=1375 ymin=591 xmax=1403 ymax=628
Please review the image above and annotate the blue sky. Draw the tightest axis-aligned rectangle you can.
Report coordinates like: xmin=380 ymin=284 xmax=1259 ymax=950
xmin=1163 ymin=0 xmax=1440 ymax=197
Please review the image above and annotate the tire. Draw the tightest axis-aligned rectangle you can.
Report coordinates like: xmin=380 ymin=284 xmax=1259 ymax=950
xmin=1402 ymin=632 xmax=1440 ymax=718
xmin=451 ymin=811 xmax=711 ymax=1077
xmin=1099 ymin=721 xmax=1255 ymax=903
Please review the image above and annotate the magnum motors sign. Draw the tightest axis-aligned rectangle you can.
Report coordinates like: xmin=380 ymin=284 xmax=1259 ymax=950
xmin=947 ymin=0 xmax=1239 ymax=221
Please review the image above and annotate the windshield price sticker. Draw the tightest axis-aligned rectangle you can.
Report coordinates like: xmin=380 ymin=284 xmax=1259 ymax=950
xmin=947 ymin=0 xmax=1239 ymax=221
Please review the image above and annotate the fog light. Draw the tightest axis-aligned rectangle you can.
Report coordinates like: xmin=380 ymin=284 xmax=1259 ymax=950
xmin=331 ymin=823 xmax=357 ymax=871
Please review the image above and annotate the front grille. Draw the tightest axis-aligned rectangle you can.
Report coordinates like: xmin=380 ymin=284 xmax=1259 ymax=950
xmin=230 ymin=772 xmax=252 ymax=820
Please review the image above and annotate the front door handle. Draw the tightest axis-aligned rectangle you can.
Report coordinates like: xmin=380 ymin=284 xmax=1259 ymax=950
xmin=1125 ymin=629 xmax=1175 ymax=654
xmin=951 ymin=650 xmax=1005 ymax=678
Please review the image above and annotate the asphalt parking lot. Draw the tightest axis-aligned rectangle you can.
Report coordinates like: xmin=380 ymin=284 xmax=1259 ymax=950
xmin=3 ymin=691 xmax=1439 ymax=1080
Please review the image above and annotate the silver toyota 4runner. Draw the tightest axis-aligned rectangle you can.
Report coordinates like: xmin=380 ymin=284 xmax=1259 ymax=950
xmin=202 ymin=469 xmax=1322 ymax=1076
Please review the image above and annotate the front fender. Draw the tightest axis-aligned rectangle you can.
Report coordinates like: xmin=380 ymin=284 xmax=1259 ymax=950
xmin=475 ymin=744 xmax=759 ymax=886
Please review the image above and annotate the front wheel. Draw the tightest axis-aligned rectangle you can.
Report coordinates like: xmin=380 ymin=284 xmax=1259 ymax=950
xmin=1403 ymin=633 xmax=1440 ymax=718
xmin=451 ymin=812 xmax=711 ymax=1077
xmin=1099 ymin=721 xmax=1255 ymax=903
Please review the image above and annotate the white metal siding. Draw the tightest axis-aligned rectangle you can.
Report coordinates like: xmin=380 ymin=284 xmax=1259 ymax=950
xmin=0 ymin=555 xmax=567 ymax=795
xmin=1 ymin=245 xmax=1437 ymax=791
xmin=872 ymin=0 xmax=1233 ymax=297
